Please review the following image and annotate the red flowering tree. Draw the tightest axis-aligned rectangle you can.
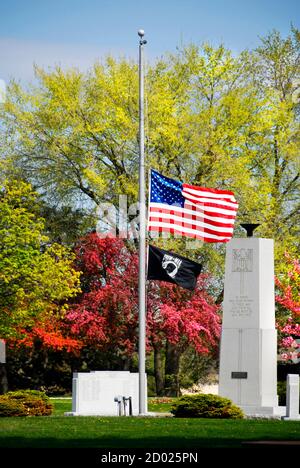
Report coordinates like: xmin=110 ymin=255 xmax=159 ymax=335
xmin=66 ymin=233 xmax=221 ymax=394
xmin=275 ymin=253 xmax=300 ymax=363
xmin=66 ymin=234 xmax=139 ymax=366
xmin=147 ymin=279 xmax=220 ymax=395
xmin=10 ymin=317 xmax=82 ymax=354
xmin=5 ymin=310 xmax=83 ymax=394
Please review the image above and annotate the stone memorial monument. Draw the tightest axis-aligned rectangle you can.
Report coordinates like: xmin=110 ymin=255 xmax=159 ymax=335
xmin=219 ymin=229 xmax=285 ymax=416
xmin=284 ymin=374 xmax=300 ymax=420
xmin=65 ymin=370 xmax=147 ymax=416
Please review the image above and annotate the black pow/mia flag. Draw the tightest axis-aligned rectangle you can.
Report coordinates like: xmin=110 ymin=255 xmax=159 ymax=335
xmin=147 ymin=244 xmax=202 ymax=291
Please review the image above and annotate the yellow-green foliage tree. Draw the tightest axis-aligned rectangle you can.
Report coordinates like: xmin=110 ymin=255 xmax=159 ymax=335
xmin=0 ymin=28 xmax=299 ymax=276
xmin=0 ymin=59 xmax=139 ymax=207
xmin=0 ymin=180 xmax=81 ymax=339
xmin=242 ymin=28 xmax=300 ymax=264
xmin=146 ymin=32 xmax=299 ymax=270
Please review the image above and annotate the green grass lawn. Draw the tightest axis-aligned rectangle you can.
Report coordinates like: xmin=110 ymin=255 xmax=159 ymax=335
xmin=0 ymin=398 xmax=299 ymax=448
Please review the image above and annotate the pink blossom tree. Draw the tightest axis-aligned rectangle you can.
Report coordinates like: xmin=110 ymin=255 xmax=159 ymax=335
xmin=66 ymin=233 xmax=221 ymax=394
xmin=276 ymin=253 xmax=300 ymax=363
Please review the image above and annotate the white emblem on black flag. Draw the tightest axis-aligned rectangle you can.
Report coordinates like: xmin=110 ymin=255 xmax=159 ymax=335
xmin=147 ymin=245 xmax=202 ymax=291
xmin=162 ymin=254 xmax=182 ymax=278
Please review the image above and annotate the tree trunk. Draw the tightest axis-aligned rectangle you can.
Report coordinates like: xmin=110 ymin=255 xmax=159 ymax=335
xmin=0 ymin=363 xmax=8 ymax=394
xmin=164 ymin=342 xmax=180 ymax=397
xmin=122 ymin=356 xmax=131 ymax=371
xmin=153 ymin=344 xmax=164 ymax=396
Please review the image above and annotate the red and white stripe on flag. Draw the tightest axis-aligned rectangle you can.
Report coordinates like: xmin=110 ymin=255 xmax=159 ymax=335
xmin=149 ymin=183 xmax=238 ymax=243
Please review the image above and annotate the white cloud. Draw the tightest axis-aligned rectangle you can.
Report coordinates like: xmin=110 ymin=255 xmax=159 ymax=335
xmin=0 ymin=37 xmax=137 ymax=83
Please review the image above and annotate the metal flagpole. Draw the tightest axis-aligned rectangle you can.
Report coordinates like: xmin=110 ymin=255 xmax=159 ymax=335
xmin=138 ymin=29 xmax=147 ymax=415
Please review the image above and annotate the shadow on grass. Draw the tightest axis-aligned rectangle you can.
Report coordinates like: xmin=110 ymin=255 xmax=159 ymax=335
xmin=1 ymin=435 xmax=244 ymax=449
xmin=3 ymin=436 xmax=300 ymax=449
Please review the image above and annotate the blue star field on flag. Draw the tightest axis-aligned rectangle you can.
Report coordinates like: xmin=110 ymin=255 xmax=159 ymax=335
xmin=150 ymin=170 xmax=184 ymax=207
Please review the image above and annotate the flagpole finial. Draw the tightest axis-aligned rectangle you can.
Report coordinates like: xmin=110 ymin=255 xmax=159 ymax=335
xmin=138 ymin=29 xmax=147 ymax=45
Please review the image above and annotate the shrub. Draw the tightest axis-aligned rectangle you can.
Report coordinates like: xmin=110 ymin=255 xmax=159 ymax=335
xmin=171 ymin=393 xmax=244 ymax=419
xmin=0 ymin=399 xmax=28 ymax=417
xmin=0 ymin=390 xmax=53 ymax=417
xmin=39 ymin=385 xmax=70 ymax=396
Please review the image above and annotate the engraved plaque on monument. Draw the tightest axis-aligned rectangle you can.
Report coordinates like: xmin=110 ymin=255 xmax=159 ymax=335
xmin=231 ymin=372 xmax=248 ymax=379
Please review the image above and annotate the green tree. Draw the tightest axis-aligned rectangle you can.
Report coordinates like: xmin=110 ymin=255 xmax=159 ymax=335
xmin=248 ymin=28 xmax=300 ymax=262
xmin=0 ymin=29 xmax=299 ymax=276
xmin=0 ymin=60 xmax=139 ymax=208
xmin=40 ymin=203 xmax=95 ymax=246
xmin=0 ymin=180 xmax=81 ymax=339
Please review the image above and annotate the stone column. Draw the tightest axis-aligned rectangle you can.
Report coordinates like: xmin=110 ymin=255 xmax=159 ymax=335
xmin=284 ymin=374 xmax=300 ymax=420
xmin=219 ymin=238 xmax=284 ymax=416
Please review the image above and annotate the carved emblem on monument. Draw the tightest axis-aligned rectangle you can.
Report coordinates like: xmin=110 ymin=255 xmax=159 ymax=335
xmin=232 ymin=249 xmax=253 ymax=272
xmin=232 ymin=248 xmax=253 ymax=295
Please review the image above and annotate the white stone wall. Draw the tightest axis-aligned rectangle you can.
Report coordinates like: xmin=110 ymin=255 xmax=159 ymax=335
xmin=66 ymin=371 xmax=147 ymax=416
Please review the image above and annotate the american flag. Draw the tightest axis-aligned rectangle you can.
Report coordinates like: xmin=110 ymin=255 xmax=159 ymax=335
xmin=148 ymin=169 xmax=238 ymax=243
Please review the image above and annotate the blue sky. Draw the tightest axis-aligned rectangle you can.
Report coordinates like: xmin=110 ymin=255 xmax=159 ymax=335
xmin=0 ymin=0 xmax=299 ymax=82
